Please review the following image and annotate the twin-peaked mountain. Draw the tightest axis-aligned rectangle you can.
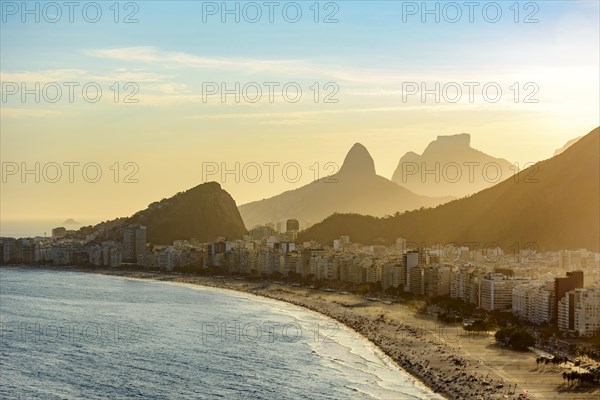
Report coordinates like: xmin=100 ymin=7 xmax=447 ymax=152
xmin=299 ymin=127 xmax=600 ymax=251
xmin=391 ymin=133 xmax=513 ymax=198
xmin=238 ymin=144 xmax=453 ymax=228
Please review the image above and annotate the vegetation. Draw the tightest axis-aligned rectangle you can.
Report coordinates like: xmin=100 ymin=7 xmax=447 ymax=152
xmin=464 ymin=319 xmax=497 ymax=332
xmin=71 ymin=182 xmax=247 ymax=245
xmin=562 ymin=371 xmax=600 ymax=387
xmin=428 ymin=295 xmax=477 ymax=318
xmin=570 ymin=341 xmax=600 ymax=362
xmin=536 ymin=356 xmax=568 ymax=370
xmin=495 ymin=326 xmax=535 ymax=351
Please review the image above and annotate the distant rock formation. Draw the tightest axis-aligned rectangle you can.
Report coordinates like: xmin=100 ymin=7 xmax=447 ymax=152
xmin=391 ymin=133 xmax=513 ymax=198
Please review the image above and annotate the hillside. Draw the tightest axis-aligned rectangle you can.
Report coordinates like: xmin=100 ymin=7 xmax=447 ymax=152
xmin=76 ymin=182 xmax=247 ymax=245
xmin=299 ymin=127 xmax=600 ymax=251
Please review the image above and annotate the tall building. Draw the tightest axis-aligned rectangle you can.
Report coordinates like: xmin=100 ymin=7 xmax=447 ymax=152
xmin=425 ymin=264 xmax=452 ymax=297
xmin=558 ymin=288 xmax=600 ymax=336
xmin=365 ymin=263 xmax=382 ymax=284
xmin=0 ymin=238 xmax=17 ymax=264
xmin=382 ymin=263 xmax=403 ymax=290
xmin=512 ymin=281 xmax=554 ymax=324
xmin=408 ymin=265 xmax=425 ymax=295
xmin=403 ymin=250 xmax=419 ymax=291
xmin=554 ymin=271 xmax=584 ymax=322
xmin=122 ymin=225 xmax=147 ymax=262
xmin=480 ymin=273 xmax=532 ymax=311
xmin=339 ymin=257 xmax=363 ymax=284
xmin=450 ymin=266 xmax=481 ymax=306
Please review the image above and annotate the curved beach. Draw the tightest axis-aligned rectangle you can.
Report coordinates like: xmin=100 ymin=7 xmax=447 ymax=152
xmin=103 ymin=271 xmax=599 ymax=400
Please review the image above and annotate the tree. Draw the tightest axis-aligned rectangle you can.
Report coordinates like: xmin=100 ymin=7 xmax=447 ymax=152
xmin=495 ymin=326 xmax=535 ymax=350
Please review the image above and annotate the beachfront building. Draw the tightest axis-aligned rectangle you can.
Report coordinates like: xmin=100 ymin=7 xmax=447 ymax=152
xmin=403 ymin=250 xmax=420 ymax=291
xmin=450 ymin=265 xmax=482 ymax=306
xmin=281 ymin=252 xmax=302 ymax=276
xmin=86 ymin=241 xmax=121 ymax=267
xmin=308 ymin=249 xmax=330 ymax=280
xmin=480 ymin=273 xmax=532 ymax=311
xmin=382 ymin=263 xmax=403 ymax=290
xmin=365 ymin=262 xmax=382 ymax=284
xmin=558 ymin=287 xmax=600 ymax=337
xmin=339 ymin=257 xmax=363 ymax=284
xmin=425 ymin=264 xmax=452 ymax=298
xmin=408 ymin=265 xmax=425 ymax=295
xmin=158 ymin=247 xmax=177 ymax=271
xmin=553 ymin=270 xmax=584 ymax=323
xmin=122 ymin=225 xmax=147 ymax=263
xmin=257 ymin=250 xmax=280 ymax=275
xmin=512 ymin=281 xmax=554 ymax=324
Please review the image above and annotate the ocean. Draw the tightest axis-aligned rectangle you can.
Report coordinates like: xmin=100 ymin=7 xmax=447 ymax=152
xmin=0 ymin=268 xmax=440 ymax=399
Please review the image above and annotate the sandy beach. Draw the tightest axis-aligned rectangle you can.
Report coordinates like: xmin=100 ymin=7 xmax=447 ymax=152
xmin=14 ymin=267 xmax=600 ymax=400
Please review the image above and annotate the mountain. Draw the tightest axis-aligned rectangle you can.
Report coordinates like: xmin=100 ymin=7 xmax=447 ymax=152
xmin=391 ymin=133 xmax=513 ymax=198
xmin=300 ymin=127 xmax=600 ymax=251
xmin=238 ymin=143 xmax=453 ymax=228
xmin=76 ymin=182 xmax=247 ymax=245
xmin=554 ymin=136 xmax=583 ymax=156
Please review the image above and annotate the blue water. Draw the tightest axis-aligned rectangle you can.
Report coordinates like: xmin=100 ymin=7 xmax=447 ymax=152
xmin=0 ymin=268 xmax=440 ymax=399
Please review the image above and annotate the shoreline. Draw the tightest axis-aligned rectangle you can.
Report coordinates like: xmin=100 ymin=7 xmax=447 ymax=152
xmin=147 ymin=278 xmax=441 ymax=399
xmin=4 ymin=265 xmax=599 ymax=400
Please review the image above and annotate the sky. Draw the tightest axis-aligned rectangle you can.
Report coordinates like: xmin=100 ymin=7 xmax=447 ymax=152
xmin=1 ymin=0 xmax=599 ymax=236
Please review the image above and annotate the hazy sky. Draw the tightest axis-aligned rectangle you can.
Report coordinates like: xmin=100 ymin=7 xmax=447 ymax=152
xmin=1 ymin=0 xmax=599 ymax=235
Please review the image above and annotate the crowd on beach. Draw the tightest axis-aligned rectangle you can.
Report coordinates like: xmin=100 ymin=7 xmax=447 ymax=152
xmin=253 ymin=287 xmax=530 ymax=400
xmin=102 ymin=272 xmax=591 ymax=400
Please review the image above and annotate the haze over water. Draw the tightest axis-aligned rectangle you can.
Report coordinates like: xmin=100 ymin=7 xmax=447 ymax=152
xmin=0 ymin=268 xmax=441 ymax=399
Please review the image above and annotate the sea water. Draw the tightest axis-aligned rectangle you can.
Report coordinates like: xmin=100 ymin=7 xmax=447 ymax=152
xmin=0 ymin=268 xmax=441 ymax=399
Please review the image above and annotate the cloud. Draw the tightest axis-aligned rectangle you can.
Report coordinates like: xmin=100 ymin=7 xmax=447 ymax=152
xmin=185 ymin=105 xmax=460 ymax=124
xmin=84 ymin=46 xmax=594 ymax=91
xmin=0 ymin=69 xmax=165 ymax=84
xmin=85 ymin=46 xmax=318 ymax=77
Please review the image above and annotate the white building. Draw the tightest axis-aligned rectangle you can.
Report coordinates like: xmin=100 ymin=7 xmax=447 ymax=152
xmin=512 ymin=281 xmax=554 ymax=324
xmin=480 ymin=273 xmax=532 ymax=311
xmin=450 ymin=266 xmax=481 ymax=306
xmin=425 ymin=264 xmax=452 ymax=297
xmin=382 ymin=263 xmax=402 ymax=290
xmin=558 ymin=288 xmax=600 ymax=337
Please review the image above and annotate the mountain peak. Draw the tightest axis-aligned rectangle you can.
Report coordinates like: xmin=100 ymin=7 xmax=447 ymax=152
xmin=428 ymin=133 xmax=471 ymax=151
xmin=339 ymin=143 xmax=376 ymax=176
